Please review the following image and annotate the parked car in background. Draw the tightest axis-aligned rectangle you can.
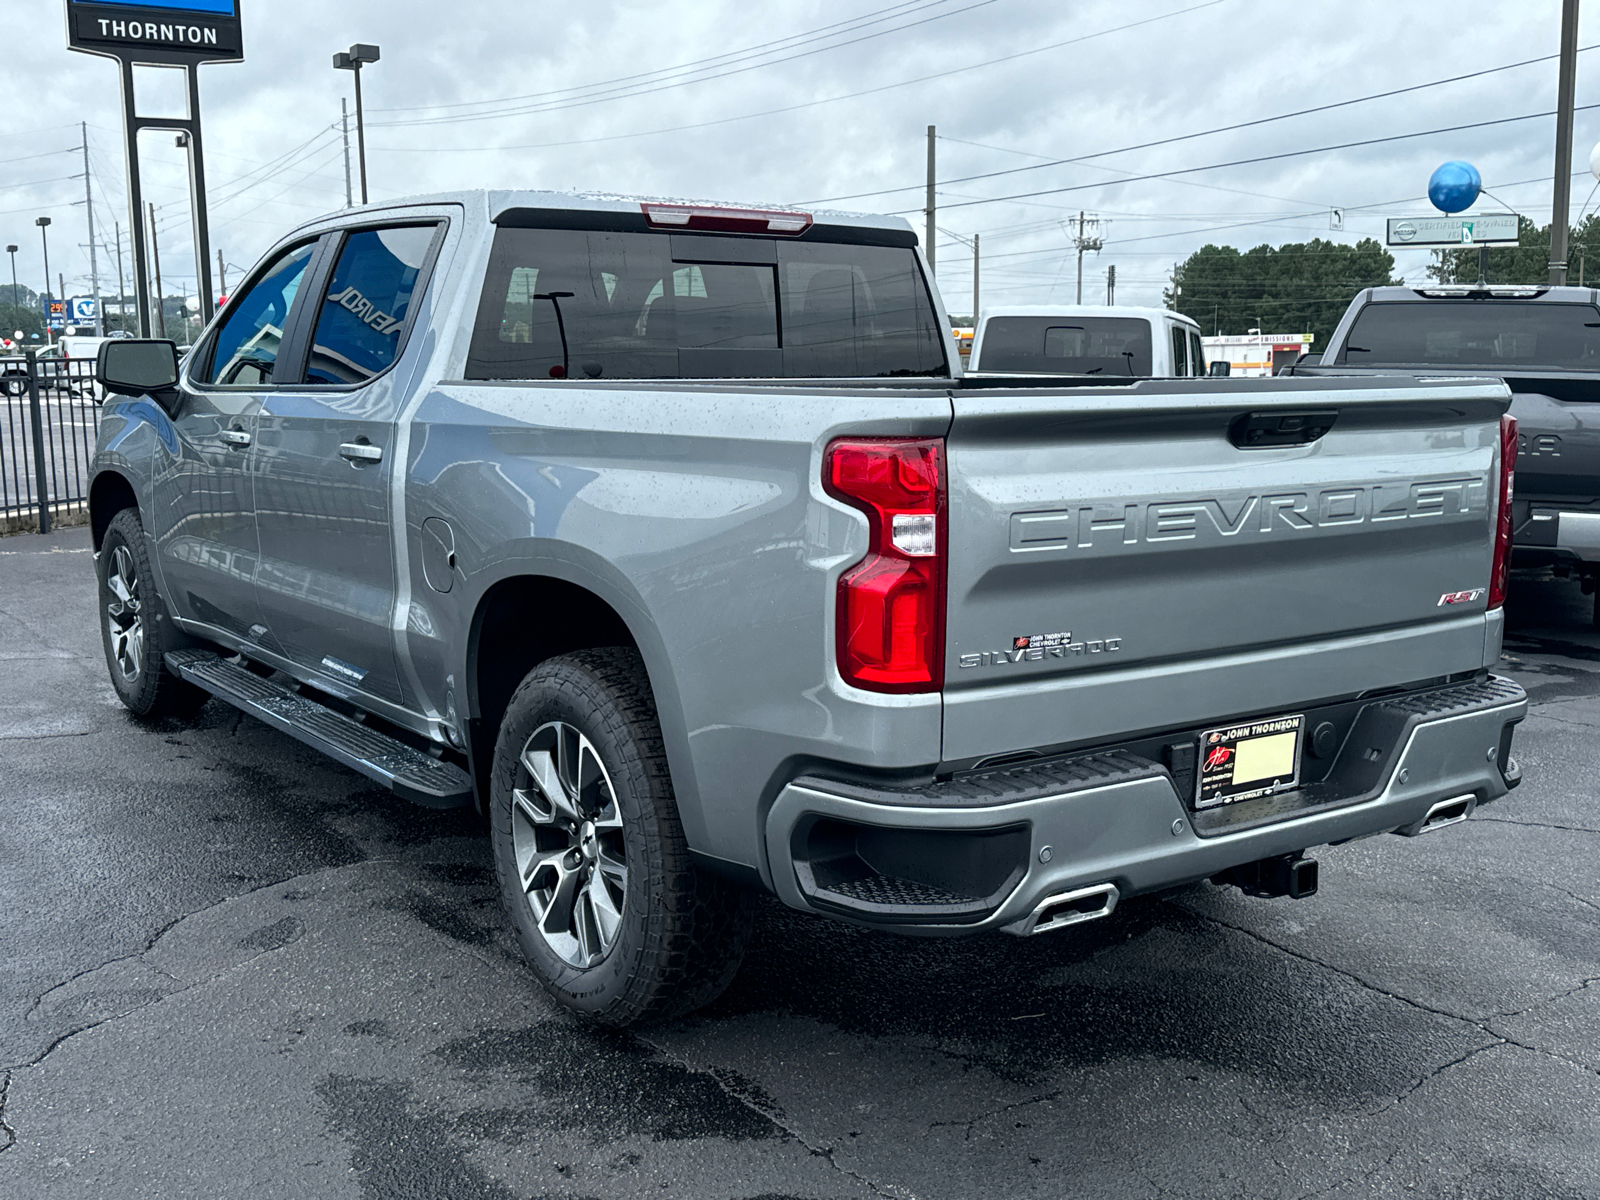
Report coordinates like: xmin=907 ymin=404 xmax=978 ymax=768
xmin=1299 ymin=283 xmax=1600 ymax=624
xmin=88 ymin=190 xmax=1525 ymax=1026
xmin=969 ymin=305 xmax=1208 ymax=376
xmin=0 ymin=343 xmax=91 ymax=397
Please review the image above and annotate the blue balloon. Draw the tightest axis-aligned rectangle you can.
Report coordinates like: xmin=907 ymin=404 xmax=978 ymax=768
xmin=1429 ymin=161 xmax=1482 ymax=214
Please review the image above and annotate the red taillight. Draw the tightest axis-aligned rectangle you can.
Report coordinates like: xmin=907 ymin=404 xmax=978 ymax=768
xmin=641 ymin=202 xmax=813 ymax=236
xmin=1489 ymin=414 xmax=1517 ymax=610
xmin=824 ymin=438 xmax=946 ymax=693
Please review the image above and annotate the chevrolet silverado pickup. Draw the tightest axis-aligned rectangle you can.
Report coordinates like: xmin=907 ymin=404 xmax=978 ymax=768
xmin=1300 ymin=283 xmax=1600 ymax=623
xmin=88 ymin=191 xmax=1525 ymax=1025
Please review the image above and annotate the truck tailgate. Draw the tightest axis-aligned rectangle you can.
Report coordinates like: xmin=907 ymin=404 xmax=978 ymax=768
xmin=942 ymin=376 xmax=1511 ymax=763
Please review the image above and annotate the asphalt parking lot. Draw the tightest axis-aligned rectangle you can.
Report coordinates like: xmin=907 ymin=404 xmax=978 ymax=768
xmin=1 ymin=526 xmax=1596 ymax=1200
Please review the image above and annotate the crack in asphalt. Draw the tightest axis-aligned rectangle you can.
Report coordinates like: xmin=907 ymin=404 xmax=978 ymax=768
xmin=927 ymin=1089 xmax=1063 ymax=1142
xmin=1173 ymin=903 xmax=1600 ymax=1091
xmin=0 ymin=1069 xmax=14 ymax=1155
xmin=636 ymin=1036 xmax=915 ymax=1200
xmin=1475 ymin=815 xmax=1600 ymax=835
xmin=6 ymin=860 xmax=397 ymax=1078
xmin=0 ymin=730 xmax=95 ymax=742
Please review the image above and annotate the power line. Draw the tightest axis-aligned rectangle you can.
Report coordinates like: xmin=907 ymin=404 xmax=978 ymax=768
xmin=897 ymin=104 xmax=1600 ymax=215
xmin=370 ymin=0 xmax=954 ymax=114
xmin=808 ymin=45 xmax=1600 ymax=205
xmin=373 ymin=0 xmax=1225 ymax=152
xmin=372 ymin=0 xmax=1002 ymax=129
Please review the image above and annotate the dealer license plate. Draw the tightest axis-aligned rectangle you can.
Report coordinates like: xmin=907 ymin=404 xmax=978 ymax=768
xmin=1194 ymin=713 xmax=1305 ymax=809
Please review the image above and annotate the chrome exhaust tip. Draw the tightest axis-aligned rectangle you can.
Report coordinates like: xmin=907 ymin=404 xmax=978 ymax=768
xmin=1398 ymin=793 xmax=1477 ymax=837
xmin=1022 ymin=882 xmax=1120 ymax=935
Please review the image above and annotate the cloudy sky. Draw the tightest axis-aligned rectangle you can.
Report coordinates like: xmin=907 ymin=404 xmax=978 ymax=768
xmin=0 ymin=0 xmax=1592 ymax=323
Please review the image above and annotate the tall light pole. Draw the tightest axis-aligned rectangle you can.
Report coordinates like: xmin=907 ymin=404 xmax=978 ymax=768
xmin=334 ymin=44 xmax=380 ymax=205
xmin=36 ymin=217 xmax=52 ymax=344
xmin=5 ymin=245 xmax=17 ymax=310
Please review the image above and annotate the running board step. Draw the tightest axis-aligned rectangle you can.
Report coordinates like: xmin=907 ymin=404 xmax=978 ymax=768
xmin=165 ymin=648 xmax=473 ymax=809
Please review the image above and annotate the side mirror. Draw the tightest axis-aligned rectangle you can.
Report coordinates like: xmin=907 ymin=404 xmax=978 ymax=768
xmin=97 ymin=339 xmax=180 ymax=406
xmin=1207 ymin=360 xmax=1231 ymax=377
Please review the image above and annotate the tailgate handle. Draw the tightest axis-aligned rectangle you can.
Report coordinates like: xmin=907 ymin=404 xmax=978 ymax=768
xmin=1229 ymin=410 xmax=1338 ymax=449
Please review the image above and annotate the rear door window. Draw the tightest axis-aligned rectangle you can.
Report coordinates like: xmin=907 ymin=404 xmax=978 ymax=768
xmin=467 ymin=226 xmax=946 ymax=380
xmin=1188 ymin=330 xmax=1205 ymax=376
xmin=304 ymin=225 xmax=438 ymax=386
xmin=1170 ymin=324 xmax=1188 ymax=376
xmin=977 ymin=316 xmax=1152 ymax=376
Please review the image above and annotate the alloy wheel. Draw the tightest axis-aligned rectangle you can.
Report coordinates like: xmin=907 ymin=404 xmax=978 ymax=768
xmin=511 ymin=721 xmax=629 ymax=968
xmin=105 ymin=544 xmax=145 ymax=682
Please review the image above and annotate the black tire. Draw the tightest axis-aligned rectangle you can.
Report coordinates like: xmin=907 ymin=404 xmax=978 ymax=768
xmin=490 ymin=648 xmax=754 ymax=1026
xmin=97 ymin=507 xmax=208 ymax=721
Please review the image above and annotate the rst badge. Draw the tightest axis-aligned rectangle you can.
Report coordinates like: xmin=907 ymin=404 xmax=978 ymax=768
xmin=1438 ymin=588 xmax=1486 ymax=606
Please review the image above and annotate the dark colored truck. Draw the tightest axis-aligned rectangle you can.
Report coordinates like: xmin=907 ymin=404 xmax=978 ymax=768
xmin=1304 ymin=284 xmax=1600 ymax=622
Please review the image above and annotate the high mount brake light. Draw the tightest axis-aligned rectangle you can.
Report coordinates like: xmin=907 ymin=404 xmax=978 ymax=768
xmin=1489 ymin=414 xmax=1517 ymax=610
xmin=824 ymin=438 xmax=946 ymax=693
xmin=641 ymin=202 xmax=814 ymax=236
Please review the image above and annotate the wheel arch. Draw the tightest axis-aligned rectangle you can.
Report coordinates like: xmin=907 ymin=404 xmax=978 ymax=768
xmin=462 ymin=570 xmax=701 ymax=840
xmin=89 ymin=470 xmax=140 ymax=551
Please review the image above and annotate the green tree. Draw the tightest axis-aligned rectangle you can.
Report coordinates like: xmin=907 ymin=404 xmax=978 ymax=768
xmin=0 ymin=302 xmax=46 ymax=344
xmin=1428 ymin=213 xmax=1600 ymax=285
xmin=1166 ymin=238 xmax=1396 ymax=350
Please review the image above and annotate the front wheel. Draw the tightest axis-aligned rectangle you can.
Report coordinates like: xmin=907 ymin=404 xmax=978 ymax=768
xmin=490 ymin=648 xmax=754 ymax=1026
xmin=97 ymin=507 xmax=208 ymax=720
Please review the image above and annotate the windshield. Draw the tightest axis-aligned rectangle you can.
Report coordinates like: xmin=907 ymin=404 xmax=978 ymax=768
xmin=467 ymin=226 xmax=948 ymax=380
xmin=976 ymin=316 xmax=1153 ymax=375
xmin=1340 ymin=301 xmax=1600 ymax=370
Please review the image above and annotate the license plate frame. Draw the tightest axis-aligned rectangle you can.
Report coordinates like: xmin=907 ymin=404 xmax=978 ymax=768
xmin=1193 ymin=713 xmax=1306 ymax=810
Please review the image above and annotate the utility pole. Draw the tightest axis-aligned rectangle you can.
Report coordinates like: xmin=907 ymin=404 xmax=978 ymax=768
xmin=36 ymin=217 xmax=52 ymax=344
xmin=114 ymin=221 xmax=126 ymax=334
xmin=341 ymin=97 xmax=354 ymax=207
xmin=1072 ymin=211 xmax=1103 ymax=304
xmin=148 ymin=202 xmax=166 ymax=339
xmin=1107 ymin=264 xmax=1116 ymax=305
xmin=971 ymin=233 xmax=979 ymax=324
xmin=218 ymin=248 xmax=227 ymax=300
xmin=6 ymin=245 xmax=17 ymax=310
xmin=1550 ymin=0 xmax=1581 ymax=285
xmin=925 ymin=125 xmax=936 ymax=275
xmin=80 ymin=122 xmax=103 ymax=335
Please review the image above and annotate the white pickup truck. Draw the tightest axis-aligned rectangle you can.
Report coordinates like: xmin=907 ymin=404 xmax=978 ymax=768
xmin=969 ymin=304 xmax=1210 ymax=377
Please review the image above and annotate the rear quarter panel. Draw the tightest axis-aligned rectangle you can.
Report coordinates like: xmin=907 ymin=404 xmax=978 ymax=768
xmin=403 ymin=380 xmax=953 ymax=880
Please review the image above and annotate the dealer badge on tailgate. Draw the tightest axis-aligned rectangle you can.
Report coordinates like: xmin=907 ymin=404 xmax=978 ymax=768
xmin=1195 ymin=714 xmax=1305 ymax=809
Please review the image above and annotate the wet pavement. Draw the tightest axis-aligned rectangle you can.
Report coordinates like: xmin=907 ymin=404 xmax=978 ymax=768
xmin=1 ymin=526 xmax=1596 ymax=1200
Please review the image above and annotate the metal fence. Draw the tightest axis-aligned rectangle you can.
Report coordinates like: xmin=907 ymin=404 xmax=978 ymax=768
xmin=1 ymin=354 xmax=102 ymax=532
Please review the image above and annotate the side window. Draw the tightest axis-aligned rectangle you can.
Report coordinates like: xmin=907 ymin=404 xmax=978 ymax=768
xmin=303 ymin=225 xmax=437 ymax=386
xmin=200 ymin=241 xmax=316 ymax=386
xmin=1189 ymin=330 xmax=1205 ymax=376
xmin=1170 ymin=323 xmax=1187 ymax=377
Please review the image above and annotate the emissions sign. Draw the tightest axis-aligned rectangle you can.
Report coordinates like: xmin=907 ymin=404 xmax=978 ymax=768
xmin=1386 ymin=214 xmax=1520 ymax=248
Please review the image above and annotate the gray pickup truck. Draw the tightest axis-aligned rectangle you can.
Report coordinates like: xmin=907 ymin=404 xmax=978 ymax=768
xmin=1302 ymin=284 xmax=1600 ymax=622
xmin=89 ymin=191 xmax=1526 ymax=1025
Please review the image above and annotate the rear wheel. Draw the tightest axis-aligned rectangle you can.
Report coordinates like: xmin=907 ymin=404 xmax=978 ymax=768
xmin=98 ymin=508 xmax=208 ymax=720
xmin=490 ymin=648 xmax=754 ymax=1026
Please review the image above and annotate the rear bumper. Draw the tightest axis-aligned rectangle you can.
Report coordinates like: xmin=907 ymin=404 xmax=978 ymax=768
xmin=764 ymin=676 xmax=1526 ymax=935
xmin=1514 ymin=507 xmax=1600 ymax=564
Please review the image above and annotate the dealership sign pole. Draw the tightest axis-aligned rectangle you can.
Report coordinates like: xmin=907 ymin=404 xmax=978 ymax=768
xmin=64 ymin=0 xmax=243 ymax=336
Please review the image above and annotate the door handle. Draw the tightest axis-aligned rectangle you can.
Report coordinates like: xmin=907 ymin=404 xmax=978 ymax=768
xmin=220 ymin=429 xmax=252 ymax=448
xmin=339 ymin=442 xmax=384 ymax=464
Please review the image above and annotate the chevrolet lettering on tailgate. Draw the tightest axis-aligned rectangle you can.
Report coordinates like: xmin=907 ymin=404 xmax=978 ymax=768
xmin=1009 ymin=477 xmax=1489 ymax=553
